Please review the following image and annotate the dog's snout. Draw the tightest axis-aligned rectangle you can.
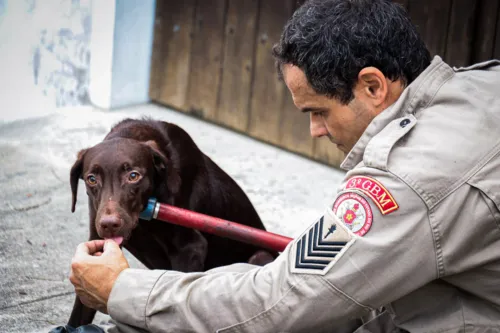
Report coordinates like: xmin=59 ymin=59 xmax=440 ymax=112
xmin=100 ymin=214 xmax=122 ymax=233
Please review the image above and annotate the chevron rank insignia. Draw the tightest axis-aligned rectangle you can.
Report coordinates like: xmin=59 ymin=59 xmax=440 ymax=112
xmin=290 ymin=208 xmax=356 ymax=275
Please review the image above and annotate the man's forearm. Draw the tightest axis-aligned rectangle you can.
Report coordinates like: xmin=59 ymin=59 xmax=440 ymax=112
xmin=107 ymin=260 xmax=296 ymax=332
xmin=107 ymin=245 xmax=364 ymax=333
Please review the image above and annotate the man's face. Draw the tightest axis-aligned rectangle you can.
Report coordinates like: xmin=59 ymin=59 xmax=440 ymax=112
xmin=282 ymin=64 xmax=377 ymax=154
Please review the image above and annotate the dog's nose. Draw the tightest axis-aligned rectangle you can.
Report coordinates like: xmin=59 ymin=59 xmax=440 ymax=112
xmin=100 ymin=215 xmax=122 ymax=233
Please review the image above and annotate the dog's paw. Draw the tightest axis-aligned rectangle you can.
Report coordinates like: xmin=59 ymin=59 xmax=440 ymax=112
xmin=248 ymin=250 xmax=276 ymax=266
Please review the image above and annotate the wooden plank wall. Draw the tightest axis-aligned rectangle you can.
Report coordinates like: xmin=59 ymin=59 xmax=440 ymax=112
xmin=149 ymin=0 xmax=500 ymax=168
xmin=399 ymin=0 xmax=500 ymax=64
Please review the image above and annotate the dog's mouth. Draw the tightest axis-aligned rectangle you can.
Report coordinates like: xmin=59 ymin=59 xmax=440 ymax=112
xmin=105 ymin=236 xmax=124 ymax=246
xmin=96 ymin=210 xmax=140 ymax=247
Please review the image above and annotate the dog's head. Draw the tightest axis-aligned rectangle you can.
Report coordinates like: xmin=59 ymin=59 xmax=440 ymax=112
xmin=70 ymin=138 xmax=181 ymax=244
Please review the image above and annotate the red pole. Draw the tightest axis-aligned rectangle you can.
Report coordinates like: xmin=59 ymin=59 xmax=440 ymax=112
xmin=153 ymin=202 xmax=293 ymax=253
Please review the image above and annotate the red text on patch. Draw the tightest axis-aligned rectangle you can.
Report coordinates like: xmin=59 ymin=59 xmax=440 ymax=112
xmin=345 ymin=176 xmax=399 ymax=215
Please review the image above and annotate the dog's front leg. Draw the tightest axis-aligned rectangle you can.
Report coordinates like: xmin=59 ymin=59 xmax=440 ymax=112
xmin=67 ymin=207 xmax=99 ymax=327
xmin=68 ymin=293 xmax=98 ymax=327
xmin=169 ymin=228 xmax=208 ymax=272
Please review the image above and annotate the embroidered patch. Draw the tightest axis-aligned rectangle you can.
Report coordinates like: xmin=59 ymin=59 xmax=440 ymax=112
xmin=291 ymin=210 xmax=355 ymax=275
xmin=332 ymin=191 xmax=373 ymax=236
xmin=345 ymin=176 xmax=398 ymax=215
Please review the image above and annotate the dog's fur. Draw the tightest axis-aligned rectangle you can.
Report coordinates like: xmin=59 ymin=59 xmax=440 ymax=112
xmin=68 ymin=118 xmax=277 ymax=327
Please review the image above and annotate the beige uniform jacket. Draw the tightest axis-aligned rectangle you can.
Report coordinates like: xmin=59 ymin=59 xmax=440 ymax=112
xmin=107 ymin=56 xmax=500 ymax=333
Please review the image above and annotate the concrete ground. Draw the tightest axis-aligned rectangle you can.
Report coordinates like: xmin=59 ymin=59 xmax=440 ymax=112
xmin=0 ymin=103 xmax=346 ymax=333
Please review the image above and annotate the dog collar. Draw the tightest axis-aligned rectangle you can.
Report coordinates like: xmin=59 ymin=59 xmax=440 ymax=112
xmin=139 ymin=197 xmax=159 ymax=220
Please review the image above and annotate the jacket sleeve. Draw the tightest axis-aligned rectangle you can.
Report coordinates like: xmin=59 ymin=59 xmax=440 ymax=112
xmin=107 ymin=168 xmax=438 ymax=333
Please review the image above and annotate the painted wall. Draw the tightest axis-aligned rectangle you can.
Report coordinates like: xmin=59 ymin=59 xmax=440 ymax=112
xmin=110 ymin=0 xmax=155 ymax=108
xmin=89 ymin=0 xmax=156 ymax=109
xmin=0 ymin=0 xmax=92 ymax=122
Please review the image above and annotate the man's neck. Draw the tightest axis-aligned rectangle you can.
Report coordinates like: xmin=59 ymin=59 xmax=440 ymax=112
xmin=382 ymin=79 xmax=405 ymax=110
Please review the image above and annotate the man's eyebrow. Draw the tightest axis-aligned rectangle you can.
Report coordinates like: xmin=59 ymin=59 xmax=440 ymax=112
xmin=301 ymin=107 xmax=325 ymax=113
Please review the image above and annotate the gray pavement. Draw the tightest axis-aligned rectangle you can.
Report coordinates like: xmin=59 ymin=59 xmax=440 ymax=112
xmin=0 ymin=103 xmax=346 ymax=332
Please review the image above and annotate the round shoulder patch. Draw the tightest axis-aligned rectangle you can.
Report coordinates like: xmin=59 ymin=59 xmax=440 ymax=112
xmin=332 ymin=192 xmax=373 ymax=236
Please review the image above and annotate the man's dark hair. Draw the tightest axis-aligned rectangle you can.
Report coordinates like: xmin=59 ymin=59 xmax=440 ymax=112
xmin=272 ymin=0 xmax=431 ymax=104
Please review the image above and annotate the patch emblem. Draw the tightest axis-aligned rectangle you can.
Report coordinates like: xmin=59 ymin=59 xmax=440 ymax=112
xmin=345 ymin=176 xmax=398 ymax=215
xmin=333 ymin=192 xmax=373 ymax=236
xmin=291 ymin=210 xmax=355 ymax=275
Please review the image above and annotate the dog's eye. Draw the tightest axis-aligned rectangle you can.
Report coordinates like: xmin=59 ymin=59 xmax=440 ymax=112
xmin=128 ymin=171 xmax=141 ymax=182
xmin=86 ymin=175 xmax=97 ymax=186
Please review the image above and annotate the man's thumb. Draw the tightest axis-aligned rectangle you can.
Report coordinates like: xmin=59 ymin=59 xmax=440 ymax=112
xmin=103 ymin=239 xmax=120 ymax=254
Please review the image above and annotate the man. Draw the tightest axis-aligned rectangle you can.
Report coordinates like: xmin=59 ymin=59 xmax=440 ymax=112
xmin=68 ymin=0 xmax=500 ymax=332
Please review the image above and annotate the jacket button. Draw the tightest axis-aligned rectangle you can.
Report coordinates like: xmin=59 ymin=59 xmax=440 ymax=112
xmin=400 ymin=119 xmax=411 ymax=128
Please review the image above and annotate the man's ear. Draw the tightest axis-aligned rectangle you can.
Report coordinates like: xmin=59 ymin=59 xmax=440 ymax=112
xmin=143 ymin=140 xmax=181 ymax=195
xmin=70 ymin=148 xmax=87 ymax=213
xmin=356 ymin=67 xmax=388 ymax=107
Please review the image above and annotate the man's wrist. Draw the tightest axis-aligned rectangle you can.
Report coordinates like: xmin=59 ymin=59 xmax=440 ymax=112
xmin=107 ymin=268 xmax=166 ymax=329
xmin=106 ymin=268 xmax=131 ymax=313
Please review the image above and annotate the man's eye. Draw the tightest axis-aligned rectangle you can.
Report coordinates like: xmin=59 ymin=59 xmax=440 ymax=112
xmin=128 ymin=171 xmax=141 ymax=182
xmin=87 ymin=175 xmax=97 ymax=185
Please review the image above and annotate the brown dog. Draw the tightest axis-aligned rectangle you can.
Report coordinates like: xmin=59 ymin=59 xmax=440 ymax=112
xmin=68 ymin=117 xmax=277 ymax=327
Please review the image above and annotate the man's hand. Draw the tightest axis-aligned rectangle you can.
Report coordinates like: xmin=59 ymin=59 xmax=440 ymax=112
xmin=69 ymin=239 xmax=129 ymax=314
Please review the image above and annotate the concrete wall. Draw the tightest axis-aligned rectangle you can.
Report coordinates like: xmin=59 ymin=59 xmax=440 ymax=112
xmin=0 ymin=0 xmax=92 ymax=122
xmin=0 ymin=0 xmax=156 ymax=123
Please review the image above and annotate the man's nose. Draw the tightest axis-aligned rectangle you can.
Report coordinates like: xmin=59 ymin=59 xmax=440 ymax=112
xmin=310 ymin=114 xmax=329 ymax=137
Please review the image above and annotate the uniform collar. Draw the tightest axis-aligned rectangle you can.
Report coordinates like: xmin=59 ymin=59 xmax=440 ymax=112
xmin=340 ymin=56 xmax=454 ymax=171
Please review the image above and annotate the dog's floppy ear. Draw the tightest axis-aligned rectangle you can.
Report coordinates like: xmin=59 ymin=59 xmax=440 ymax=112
xmin=144 ymin=140 xmax=181 ymax=195
xmin=70 ymin=148 xmax=87 ymax=213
